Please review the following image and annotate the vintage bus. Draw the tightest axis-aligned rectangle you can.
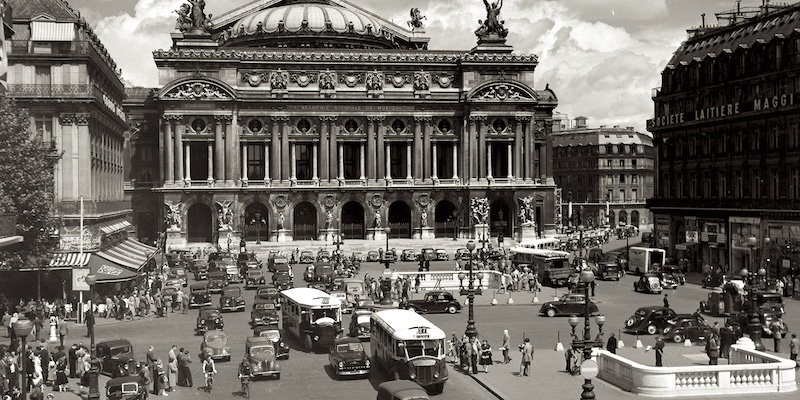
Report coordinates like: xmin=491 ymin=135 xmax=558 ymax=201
xmin=280 ymin=287 xmax=342 ymax=351
xmin=370 ymin=309 xmax=448 ymax=394
xmin=509 ymin=247 xmax=570 ymax=270
xmin=516 ymin=237 xmax=561 ymax=251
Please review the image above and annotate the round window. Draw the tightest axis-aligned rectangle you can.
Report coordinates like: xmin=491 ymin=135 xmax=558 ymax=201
xmin=391 ymin=119 xmax=406 ymax=133
xmin=345 ymin=119 xmax=359 ymax=133
xmin=191 ymin=118 xmax=207 ymax=133
xmin=297 ymin=119 xmax=311 ymax=133
xmin=492 ymin=118 xmax=507 ymax=133
xmin=248 ymin=119 xmax=263 ymax=133
xmin=437 ymin=119 xmax=452 ymax=133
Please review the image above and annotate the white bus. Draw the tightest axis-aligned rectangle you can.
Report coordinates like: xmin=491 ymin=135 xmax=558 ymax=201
xmin=370 ymin=309 xmax=448 ymax=394
xmin=517 ymin=237 xmax=561 ymax=251
xmin=280 ymin=287 xmax=342 ymax=351
xmin=627 ymin=247 xmax=667 ymax=275
xmin=509 ymin=247 xmax=571 ymax=269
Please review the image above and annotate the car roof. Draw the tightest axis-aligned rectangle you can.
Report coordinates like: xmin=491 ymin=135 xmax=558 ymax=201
xmin=377 ymin=381 xmax=428 ymax=396
xmin=246 ymin=337 xmax=274 ymax=345
xmin=637 ymin=306 xmax=671 ymax=312
xmin=107 ymin=376 xmax=142 ymax=385
xmin=190 ymin=282 xmax=208 ymax=288
xmin=97 ymin=339 xmax=131 ymax=348
xmin=204 ymin=330 xmax=226 ymax=337
xmin=333 ymin=337 xmax=362 ymax=345
xmin=426 ymin=291 xmax=451 ymax=296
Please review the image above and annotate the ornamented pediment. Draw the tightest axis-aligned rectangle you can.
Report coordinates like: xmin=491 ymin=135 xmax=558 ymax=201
xmin=470 ymin=82 xmax=536 ymax=102
xmin=163 ymin=81 xmax=233 ymax=100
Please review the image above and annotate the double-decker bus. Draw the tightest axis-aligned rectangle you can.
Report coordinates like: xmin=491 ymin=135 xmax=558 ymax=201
xmin=370 ymin=309 xmax=448 ymax=394
xmin=280 ymin=287 xmax=342 ymax=351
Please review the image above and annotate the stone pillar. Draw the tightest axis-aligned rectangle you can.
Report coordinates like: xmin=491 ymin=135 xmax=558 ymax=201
xmin=412 ymin=117 xmax=423 ymax=180
xmin=223 ymin=116 xmax=235 ymax=184
xmin=271 ymin=118 xmax=281 ymax=182
xmin=507 ymin=142 xmax=513 ymax=179
xmin=432 ymin=142 xmax=438 ymax=180
xmin=213 ymin=117 xmax=225 ymax=183
xmin=312 ymin=143 xmax=318 ymax=180
xmin=184 ymin=143 xmax=191 ymax=182
xmin=231 ymin=110 xmax=241 ymax=182
xmin=452 ymin=143 xmax=459 ymax=179
xmin=486 ymin=142 xmax=493 ymax=180
xmin=207 ymin=142 xmax=214 ymax=182
xmin=241 ymin=143 xmax=248 ymax=183
xmin=366 ymin=117 xmax=376 ymax=180
xmin=291 ymin=143 xmax=297 ymax=180
xmin=514 ymin=117 xmax=524 ymax=180
xmin=376 ymin=118 xmax=385 ymax=181
xmin=175 ymin=119 xmax=184 ymax=182
xmin=527 ymin=119 xmax=536 ymax=181
xmin=264 ymin=145 xmax=270 ymax=181
xmin=164 ymin=117 xmax=174 ymax=184
xmin=478 ymin=119 xmax=487 ymax=180
xmin=359 ymin=142 xmax=366 ymax=180
xmin=320 ymin=117 xmax=329 ymax=181
xmin=385 ymin=143 xmax=391 ymax=180
xmin=545 ymin=122 xmax=554 ymax=183
xmin=406 ymin=142 xmax=412 ymax=181
xmin=338 ymin=143 xmax=344 ymax=180
xmin=280 ymin=117 xmax=290 ymax=181
xmin=423 ymin=117 xmax=432 ymax=180
xmin=330 ymin=120 xmax=339 ymax=180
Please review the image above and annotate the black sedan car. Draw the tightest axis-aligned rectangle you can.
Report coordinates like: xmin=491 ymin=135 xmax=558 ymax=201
xmin=660 ymin=318 xmax=713 ymax=343
xmin=366 ymin=251 xmax=380 ymax=262
xmin=196 ymin=307 xmax=224 ymax=334
xmin=207 ymin=271 xmax=229 ymax=294
xmin=245 ymin=270 xmax=267 ymax=289
xmin=251 ymin=298 xmax=280 ymax=327
xmin=624 ymin=306 xmax=677 ymax=335
xmin=189 ymin=283 xmax=212 ymax=308
xmin=254 ymin=326 xmax=291 ymax=360
xmin=220 ymin=287 xmax=246 ymax=312
xmin=634 ymin=274 xmax=663 ymax=294
xmin=539 ymin=293 xmax=598 ymax=317
xmin=96 ymin=339 xmax=138 ymax=378
xmin=328 ymin=337 xmax=370 ymax=378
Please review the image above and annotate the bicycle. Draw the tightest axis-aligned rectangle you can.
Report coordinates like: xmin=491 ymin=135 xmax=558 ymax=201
xmin=204 ymin=371 xmax=215 ymax=392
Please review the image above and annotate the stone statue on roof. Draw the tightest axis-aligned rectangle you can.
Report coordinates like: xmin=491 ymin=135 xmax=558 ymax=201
xmin=407 ymin=8 xmax=427 ymax=30
xmin=475 ymin=0 xmax=508 ymax=40
xmin=176 ymin=0 xmax=212 ymax=33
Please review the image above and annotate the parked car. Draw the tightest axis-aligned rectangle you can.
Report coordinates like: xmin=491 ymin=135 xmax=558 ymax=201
xmin=164 ymin=275 xmax=183 ymax=291
xmin=172 ymin=268 xmax=189 ymax=287
xmin=421 ymin=248 xmax=436 ymax=262
xmin=660 ymin=318 xmax=713 ymax=343
xmin=313 ymin=263 xmax=334 ymax=284
xmin=366 ymin=251 xmax=380 ymax=262
xmin=196 ymin=306 xmax=224 ymax=334
xmin=317 ymin=250 xmax=332 ymax=263
xmin=400 ymin=291 xmax=461 ymax=314
xmin=303 ymin=265 xmax=315 ymax=282
xmin=268 ymin=256 xmax=291 ymax=273
xmin=220 ymin=287 xmax=246 ymax=312
xmin=208 ymin=252 xmax=235 ymax=272
xmin=251 ymin=298 xmax=280 ymax=327
xmin=657 ymin=272 xmax=679 ymax=290
xmin=96 ymin=339 xmax=138 ymax=378
xmin=299 ymin=250 xmax=315 ymax=264
xmin=351 ymin=252 xmax=364 ymax=262
xmin=200 ymin=330 xmax=231 ymax=361
xmin=658 ymin=265 xmax=686 ymax=285
xmin=207 ymin=271 xmax=229 ymax=293
xmin=224 ymin=262 xmax=242 ymax=284
xmin=106 ymin=375 xmax=147 ymax=400
xmin=328 ymin=337 xmax=370 ymax=378
xmin=349 ymin=309 xmax=372 ymax=339
xmin=245 ymin=270 xmax=267 ymax=289
xmin=189 ymin=283 xmax=212 ymax=308
xmin=377 ymin=381 xmax=430 ymax=400
xmin=454 ymin=248 xmax=470 ymax=260
xmin=634 ymin=273 xmax=663 ymax=294
xmin=539 ymin=293 xmax=599 ymax=317
xmin=245 ymin=337 xmax=281 ymax=379
xmin=596 ymin=262 xmax=622 ymax=281
xmin=624 ymin=306 xmax=677 ymax=335
xmin=253 ymin=327 xmax=290 ymax=359
xmin=238 ymin=252 xmax=261 ymax=271
xmin=192 ymin=260 xmax=208 ymax=280
xmin=435 ymin=249 xmax=449 ymax=261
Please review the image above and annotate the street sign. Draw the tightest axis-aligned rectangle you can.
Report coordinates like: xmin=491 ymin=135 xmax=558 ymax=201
xmin=580 ymin=359 xmax=598 ymax=379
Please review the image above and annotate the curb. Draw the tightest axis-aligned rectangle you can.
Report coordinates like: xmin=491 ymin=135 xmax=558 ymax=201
xmin=453 ymin=365 xmax=509 ymax=400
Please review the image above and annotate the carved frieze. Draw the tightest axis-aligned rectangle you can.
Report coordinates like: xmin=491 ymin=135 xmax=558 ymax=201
xmin=319 ymin=70 xmax=337 ymax=91
xmin=338 ymin=72 xmax=364 ymax=88
xmin=164 ymin=82 xmax=230 ymax=100
xmin=474 ymin=83 xmax=533 ymax=101
xmin=290 ymin=71 xmax=318 ymax=87
xmin=270 ymin=69 xmax=289 ymax=90
xmin=413 ymin=71 xmax=431 ymax=91
xmin=242 ymin=71 xmax=267 ymax=87
xmin=365 ymin=70 xmax=384 ymax=91
xmin=385 ymin=73 xmax=411 ymax=88
xmin=433 ymin=73 xmax=456 ymax=88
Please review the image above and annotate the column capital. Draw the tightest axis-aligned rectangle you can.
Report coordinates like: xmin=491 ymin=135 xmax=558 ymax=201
xmin=213 ymin=115 xmax=234 ymax=121
xmin=273 ymin=115 xmax=290 ymax=123
xmin=469 ymin=115 xmax=487 ymax=122
xmin=320 ymin=115 xmax=339 ymax=122
xmin=515 ymin=115 xmax=533 ymax=122
xmin=367 ymin=116 xmax=385 ymax=122
xmin=59 ymin=113 xmax=75 ymax=125
xmin=163 ymin=114 xmax=184 ymax=121
xmin=413 ymin=116 xmax=432 ymax=123
xmin=75 ymin=113 xmax=91 ymax=125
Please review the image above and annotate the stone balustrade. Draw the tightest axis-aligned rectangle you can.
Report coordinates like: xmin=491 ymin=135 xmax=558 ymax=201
xmin=388 ymin=270 xmax=503 ymax=291
xmin=596 ymin=345 xmax=797 ymax=397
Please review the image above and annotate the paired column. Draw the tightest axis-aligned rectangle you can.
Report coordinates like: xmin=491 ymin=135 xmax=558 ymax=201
xmin=366 ymin=117 xmax=377 ymax=180
xmin=452 ymin=144 xmax=459 ymax=179
xmin=422 ymin=117 xmax=432 ymax=180
xmin=291 ymin=143 xmax=297 ymax=180
xmin=241 ymin=143 xmax=249 ymax=183
xmin=271 ymin=118 xmax=281 ymax=182
xmin=330 ymin=119 xmax=339 ymax=180
xmin=264 ymin=145 xmax=270 ymax=181
xmin=312 ymin=143 xmax=318 ymax=180
xmin=175 ymin=119 xmax=185 ymax=182
xmin=413 ymin=117 xmax=423 ymax=180
xmin=164 ymin=117 xmax=175 ymax=184
xmin=184 ymin=143 xmax=191 ymax=182
xmin=486 ymin=143 xmax=493 ymax=180
xmin=279 ymin=116 xmax=290 ymax=181
xmin=213 ymin=116 xmax=226 ymax=183
xmin=376 ymin=118 xmax=385 ymax=180
xmin=545 ymin=121 xmax=553 ymax=181
xmin=526 ymin=119 xmax=536 ymax=180
xmin=207 ymin=143 xmax=214 ymax=181
xmin=432 ymin=142 xmax=438 ymax=180
xmin=506 ymin=142 xmax=513 ymax=179
xmin=230 ymin=111 xmax=241 ymax=182
xmin=359 ymin=143 xmax=366 ymax=180
xmin=406 ymin=143 xmax=412 ymax=180
xmin=478 ymin=119 xmax=487 ymax=180
xmin=514 ymin=117 xmax=525 ymax=180
xmin=385 ymin=143 xmax=392 ymax=180
xmin=338 ymin=143 xmax=344 ymax=180
xmin=319 ymin=117 xmax=330 ymax=181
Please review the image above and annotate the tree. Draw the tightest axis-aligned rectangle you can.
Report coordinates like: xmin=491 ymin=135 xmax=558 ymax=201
xmin=0 ymin=97 xmax=60 ymax=269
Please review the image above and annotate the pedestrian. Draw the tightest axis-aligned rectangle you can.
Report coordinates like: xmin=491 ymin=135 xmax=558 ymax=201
xmin=606 ymin=333 xmax=618 ymax=354
xmin=479 ymin=339 xmax=493 ymax=373
xmin=789 ymin=333 xmax=799 ymax=369
xmin=706 ymin=335 xmax=719 ymax=365
xmin=38 ymin=345 xmax=50 ymax=386
xmin=57 ymin=319 xmax=68 ymax=349
xmin=68 ymin=344 xmax=78 ymax=378
xmin=55 ymin=350 xmax=68 ymax=392
xmin=168 ymin=345 xmax=178 ymax=392
xmin=414 ymin=275 xmax=420 ymax=293
xmin=469 ymin=337 xmax=479 ymax=374
xmin=182 ymin=349 xmax=193 ymax=387
xmin=2 ymin=311 xmax=10 ymax=338
xmin=663 ymin=294 xmax=670 ymax=308
xmin=654 ymin=338 xmax=665 ymax=367
xmin=590 ymin=280 xmax=596 ymax=297
xmin=770 ymin=320 xmax=784 ymax=353
xmin=85 ymin=308 xmax=95 ymax=339
xmin=32 ymin=314 xmax=43 ymax=342
xmin=519 ymin=337 xmax=533 ymax=376
xmin=501 ymin=329 xmax=511 ymax=364
xmin=720 ymin=326 xmax=734 ymax=360
xmin=146 ymin=345 xmax=156 ymax=380
xmin=153 ymin=359 xmax=167 ymax=396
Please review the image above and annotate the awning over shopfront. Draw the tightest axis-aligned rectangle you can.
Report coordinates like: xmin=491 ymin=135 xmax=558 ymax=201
xmin=98 ymin=219 xmax=132 ymax=235
xmin=87 ymin=254 xmax=139 ymax=284
xmin=95 ymin=238 xmax=156 ymax=272
xmin=48 ymin=252 xmax=90 ymax=270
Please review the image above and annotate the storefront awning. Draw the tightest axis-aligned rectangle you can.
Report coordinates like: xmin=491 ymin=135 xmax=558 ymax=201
xmin=87 ymin=254 xmax=139 ymax=284
xmin=98 ymin=219 xmax=132 ymax=235
xmin=48 ymin=252 xmax=90 ymax=270
xmin=95 ymin=238 xmax=156 ymax=272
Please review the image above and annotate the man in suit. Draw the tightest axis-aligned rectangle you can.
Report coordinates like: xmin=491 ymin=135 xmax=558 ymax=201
xmin=519 ymin=338 xmax=534 ymax=376
xmin=606 ymin=333 xmax=618 ymax=354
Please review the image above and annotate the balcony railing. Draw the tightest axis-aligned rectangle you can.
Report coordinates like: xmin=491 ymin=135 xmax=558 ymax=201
xmin=7 ymin=83 xmax=93 ymax=98
xmin=0 ymin=214 xmax=18 ymax=238
xmin=647 ymin=197 xmax=800 ymax=211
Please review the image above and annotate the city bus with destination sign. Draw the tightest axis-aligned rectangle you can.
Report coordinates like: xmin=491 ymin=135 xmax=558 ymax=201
xmin=280 ymin=288 xmax=343 ymax=351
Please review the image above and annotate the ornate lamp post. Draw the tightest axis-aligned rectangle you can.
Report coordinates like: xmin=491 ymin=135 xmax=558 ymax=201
xmin=13 ymin=317 xmax=34 ymax=400
xmin=84 ymin=274 xmax=97 ymax=355
xmin=333 ymin=234 xmax=344 ymax=266
xmin=567 ymin=270 xmax=605 ymax=400
xmin=458 ymin=240 xmax=481 ymax=339
xmin=383 ymin=227 xmax=391 ymax=269
xmin=577 ymin=225 xmax=586 ymax=259
xmin=739 ymin=267 xmax=766 ymax=351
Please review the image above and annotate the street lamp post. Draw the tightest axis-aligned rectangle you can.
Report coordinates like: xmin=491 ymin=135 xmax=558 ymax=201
xmin=577 ymin=225 xmax=586 ymax=259
xmin=740 ymin=267 xmax=767 ymax=351
xmin=457 ymin=240 xmax=481 ymax=339
xmin=567 ymin=270 xmax=605 ymax=400
xmin=478 ymin=236 xmax=488 ymax=268
xmin=13 ymin=317 xmax=33 ymax=400
xmin=252 ymin=212 xmax=265 ymax=244
xmin=333 ymin=234 xmax=344 ymax=266
xmin=85 ymin=274 xmax=97 ymax=356
xmin=383 ymin=227 xmax=391 ymax=270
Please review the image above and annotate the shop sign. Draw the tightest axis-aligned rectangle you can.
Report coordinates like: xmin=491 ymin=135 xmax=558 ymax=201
xmin=648 ymin=93 xmax=797 ymax=129
xmin=72 ymin=268 xmax=89 ymax=291
xmin=686 ymin=231 xmax=698 ymax=243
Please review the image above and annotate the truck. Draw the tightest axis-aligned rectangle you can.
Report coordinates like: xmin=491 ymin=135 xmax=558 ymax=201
xmin=627 ymin=247 xmax=667 ymax=275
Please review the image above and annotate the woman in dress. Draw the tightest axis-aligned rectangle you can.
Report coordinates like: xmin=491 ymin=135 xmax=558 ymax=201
xmin=479 ymin=339 xmax=493 ymax=373
xmin=55 ymin=353 xmax=68 ymax=391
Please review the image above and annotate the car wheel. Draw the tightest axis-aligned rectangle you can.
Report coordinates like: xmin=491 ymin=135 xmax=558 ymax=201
xmin=672 ymin=334 xmax=684 ymax=343
xmin=447 ymin=305 xmax=458 ymax=314
xmin=545 ymin=308 xmax=556 ymax=318
xmin=625 ymin=318 xmax=635 ymax=327
xmin=647 ymin=324 xmax=657 ymax=335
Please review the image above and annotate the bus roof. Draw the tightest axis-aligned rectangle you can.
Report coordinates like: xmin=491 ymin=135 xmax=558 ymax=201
xmin=280 ymin=287 xmax=341 ymax=308
xmin=629 ymin=247 xmax=665 ymax=252
xmin=518 ymin=237 xmax=560 ymax=245
xmin=371 ymin=309 xmax=445 ymax=341
xmin=509 ymin=247 xmax=570 ymax=258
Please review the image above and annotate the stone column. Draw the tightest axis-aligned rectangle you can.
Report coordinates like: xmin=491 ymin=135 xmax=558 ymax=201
xmin=291 ymin=143 xmax=297 ymax=180
xmin=432 ymin=142 xmax=438 ymax=180
xmin=241 ymin=143 xmax=248 ymax=183
xmin=366 ymin=117 xmax=377 ymax=180
xmin=320 ymin=117 xmax=329 ymax=181
xmin=545 ymin=121 xmax=554 ymax=183
xmin=231 ymin=110 xmax=241 ymax=182
xmin=406 ymin=142 xmax=412 ymax=181
xmin=223 ymin=116 xmax=235 ymax=184
xmin=385 ymin=143 xmax=391 ymax=180
xmin=330 ymin=119 xmax=339 ymax=180
xmin=175 ymin=119 xmax=184 ymax=182
xmin=338 ymin=143 xmax=344 ymax=180
xmin=312 ymin=143 xmax=318 ymax=180
xmin=280 ymin=117 xmax=290 ymax=181
xmin=264 ymin=145 xmax=270 ymax=181
xmin=359 ymin=143 xmax=366 ymax=180
xmin=164 ymin=117 xmax=174 ymax=184
xmin=486 ymin=142 xmax=493 ymax=180
xmin=376 ymin=118 xmax=385 ymax=181
xmin=423 ymin=117 xmax=432 ymax=180
xmin=452 ymin=143 xmax=459 ymax=179
xmin=527 ymin=119 xmax=536 ymax=181
xmin=514 ymin=117 xmax=524 ymax=180
xmin=271 ymin=118 xmax=281 ymax=182
xmin=184 ymin=143 xmax=191 ymax=182
xmin=207 ymin=142 xmax=214 ymax=182
xmin=507 ymin=142 xmax=513 ymax=179
xmin=413 ymin=117 xmax=423 ymax=180
xmin=478 ymin=119 xmax=487 ymax=180
xmin=213 ymin=116 xmax=225 ymax=183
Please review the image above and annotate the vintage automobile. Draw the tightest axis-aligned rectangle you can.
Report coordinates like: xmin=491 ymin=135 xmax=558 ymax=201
xmin=207 ymin=271 xmax=229 ymax=293
xmin=381 ymin=249 xmax=398 ymax=264
xmin=251 ymin=298 xmax=280 ymax=327
xmin=273 ymin=268 xmax=294 ymax=291
xmin=729 ymin=309 xmax=789 ymax=338
xmin=166 ymin=250 xmax=192 ymax=268
xmin=220 ymin=287 xmax=246 ymax=312
xmin=351 ymin=252 xmax=364 ymax=262
xmin=701 ymin=272 xmax=743 ymax=289
xmin=435 ymin=249 xmax=449 ymax=261
xmin=200 ymin=330 xmax=231 ymax=361
xmin=253 ymin=327 xmax=291 ymax=359
xmin=421 ymin=248 xmax=436 ymax=262
xmin=245 ymin=270 xmax=267 ymax=289
xmin=313 ymin=263 xmax=334 ymax=284
xmin=743 ymin=291 xmax=785 ymax=317
xmin=355 ymin=299 xmax=375 ymax=311
xmin=376 ymin=381 xmax=430 ymax=400
xmin=96 ymin=339 xmax=138 ymax=378
xmin=196 ymin=306 xmax=224 ymax=334
xmin=256 ymin=286 xmax=281 ymax=307
xmin=660 ymin=318 xmax=713 ymax=343
xmin=596 ymin=262 xmax=622 ymax=281
xmin=208 ymin=252 xmax=235 ymax=272
xmin=658 ymin=265 xmax=686 ymax=285
xmin=400 ymin=291 xmax=462 ymax=314
xmin=454 ymin=248 xmax=471 ymax=260
xmin=366 ymin=251 xmax=381 ymax=262
xmin=624 ymin=306 xmax=677 ymax=335
xmin=349 ymin=309 xmax=372 ymax=339
xmin=539 ymin=293 xmax=599 ymax=317
xmin=400 ymin=249 xmax=417 ymax=262
xmin=317 ymin=250 xmax=332 ymax=263
xmin=268 ymin=256 xmax=291 ymax=273
xmin=657 ymin=272 xmax=679 ymax=290
xmin=106 ymin=375 xmax=147 ymax=400
xmin=328 ymin=337 xmax=371 ymax=378
xmin=172 ymin=267 xmax=189 ymax=287
xmin=189 ymin=283 xmax=212 ymax=308
xmin=238 ymin=252 xmax=262 ymax=271
xmin=164 ymin=275 xmax=183 ymax=291
xmin=299 ymin=250 xmax=315 ymax=264
xmin=225 ymin=262 xmax=242 ymax=284
xmin=245 ymin=337 xmax=281 ymax=379
xmin=192 ymin=260 xmax=208 ymax=281
xmin=303 ymin=265 xmax=316 ymax=282
xmin=634 ymin=273 xmax=663 ymax=294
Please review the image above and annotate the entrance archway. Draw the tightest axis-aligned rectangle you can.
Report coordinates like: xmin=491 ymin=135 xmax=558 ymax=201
xmin=434 ymin=200 xmax=458 ymax=238
xmin=619 ymin=210 xmax=628 ymax=226
xmin=631 ymin=210 xmax=640 ymax=228
xmin=388 ymin=201 xmax=411 ymax=238
xmin=187 ymin=203 xmax=213 ymax=243
xmin=490 ymin=200 xmax=511 ymax=238
xmin=608 ymin=211 xmax=616 ymax=227
xmin=341 ymin=201 xmax=365 ymax=239
xmin=293 ymin=202 xmax=317 ymax=240
xmin=244 ymin=202 xmax=269 ymax=242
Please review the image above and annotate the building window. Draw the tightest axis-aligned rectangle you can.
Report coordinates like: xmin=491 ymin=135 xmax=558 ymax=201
xmin=631 ymin=188 xmax=638 ymax=202
xmin=606 ymin=175 xmax=613 ymax=185
xmin=751 ymin=129 xmax=760 ymax=151
xmin=35 ymin=66 xmax=51 ymax=85
xmin=689 ymin=176 xmax=696 ymax=198
xmin=676 ymin=174 xmax=683 ymax=198
xmin=618 ymin=160 xmax=625 ymax=168
xmin=606 ymin=144 xmax=613 ymax=154
xmin=246 ymin=144 xmax=265 ymax=180
xmin=247 ymin=119 xmax=263 ymax=134
xmin=704 ymin=173 xmax=711 ymax=198
xmin=295 ymin=143 xmax=313 ymax=180
xmin=33 ymin=115 xmax=53 ymax=143
xmin=606 ymin=159 xmax=612 ymax=168
xmin=619 ymin=174 xmax=626 ymax=184
xmin=790 ymin=123 xmax=800 ymax=149
xmin=342 ymin=143 xmax=359 ymax=179
xmin=297 ymin=119 xmax=311 ymax=134
xmin=389 ymin=143 xmax=407 ymax=179
xmin=718 ymin=173 xmax=727 ymax=198
xmin=770 ymin=169 xmax=779 ymax=199
xmin=631 ymin=174 xmax=638 ymax=184
xmin=631 ymin=159 xmax=638 ymax=169
xmin=735 ymin=171 xmax=743 ymax=198
xmin=792 ymin=169 xmax=800 ymax=200
xmin=598 ymin=145 xmax=606 ymax=154
xmin=752 ymin=173 xmax=761 ymax=199
xmin=619 ymin=189 xmax=626 ymax=202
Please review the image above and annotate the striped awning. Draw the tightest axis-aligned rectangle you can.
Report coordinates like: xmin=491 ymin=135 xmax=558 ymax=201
xmin=30 ymin=21 xmax=75 ymax=41
xmin=48 ymin=252 xmax=90 ymax=269
xmin=98 ymin=219 xmax=132 ymax=235
xmin=95 ymin=238 xmax=156 ymax=272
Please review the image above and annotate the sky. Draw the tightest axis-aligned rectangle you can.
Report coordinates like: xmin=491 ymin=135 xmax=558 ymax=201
xmin=65 ymin=0 xmax=744 ymax=132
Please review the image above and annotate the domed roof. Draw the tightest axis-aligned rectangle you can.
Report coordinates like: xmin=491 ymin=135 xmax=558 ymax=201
xmin=232 ymin=2 xmax=383 ymax=37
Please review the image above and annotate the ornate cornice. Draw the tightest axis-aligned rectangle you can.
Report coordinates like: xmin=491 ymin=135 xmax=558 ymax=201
xmin=213 ymin=115 xmax=234 ymax=121
xmin=469 ymin=115 xmax=487 ymax=122
xmin=75 ymin=113 xmax=91 ymax=125
xmin=272 ymin=116 xmax=290 ymax=123
xmin=163 ymin=114 xmax=184 ymax=121
xmin=413 ymin=116 xmax=432 ymax=123
xmin=366 ymin=116 xmax=385 ymax=122
xmin=320 ymin=115 xmax=339 ymax=122
xmin=515 ymin=115 xmax=533 ymax=122
xmin=152 ymin=49 xmax=538 ymax=64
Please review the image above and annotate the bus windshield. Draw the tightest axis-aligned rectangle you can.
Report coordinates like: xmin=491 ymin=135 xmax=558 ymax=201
xmin=403 ymin=340 xmax=441 ymax=358
xmin=312 ymin=308 xmax=338 ymax=321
